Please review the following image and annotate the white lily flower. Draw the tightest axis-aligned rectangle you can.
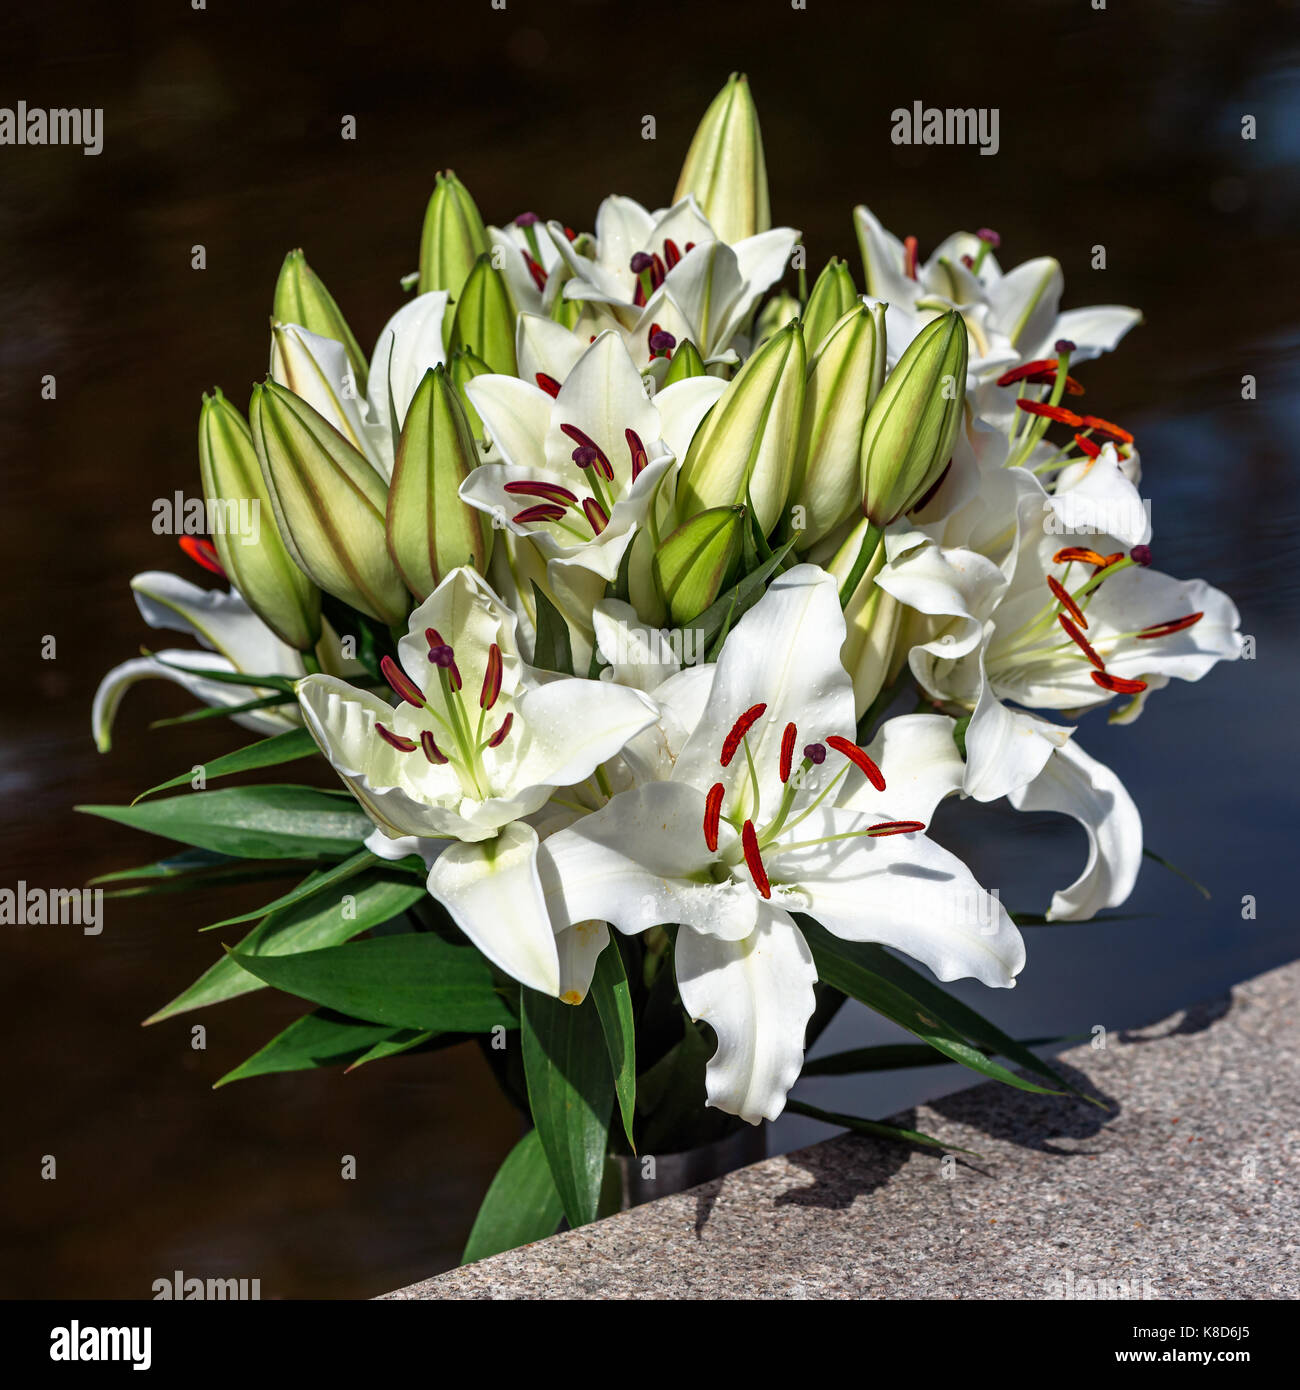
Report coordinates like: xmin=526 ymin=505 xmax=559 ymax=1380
xmin=488 ymin=212 xmax=565 ymax=317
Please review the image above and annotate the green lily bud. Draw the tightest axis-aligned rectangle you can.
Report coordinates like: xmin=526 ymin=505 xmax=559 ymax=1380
xmin=673 ymin=72 xmax=770 ymax=244
xmin=273 ymin=249 xmax=369 ymax=397
xmin=753 ymin=291 xmax=801 ymax=347
xmin=653 ymin=506 xmax=745 ymax=626
xmin=449 ymin=254 xmax=518 ymax=376
xmin=861 ymin=309 xmax=968 ymax=527
xmin=250 ymin=381 xmax=408 ymax=626
xmin=826 ymin=516 xmax=902 ymax=718
xmin=676 ymin=319 xmax=806 ymax=536
xmin=198 ymin=388 xmax=322 ymax=652
xmin=268 ymin=321 xmax=369 ymax=455
xmin=386 ymin=366 xmax=491 ymax=601
xmin=549 ymin=293 xmax=582 ymax=331
xmin=418 ymin=170 xmax=490 ymax=303
xmin=661 ymin=339 xmax=706 ymax=385
xmin=448 ymin=347 xmax=493 ymax=439
xmin=802 ymin=257 xmax=859 ymax=356
xmin=791 ymin=302 xmax=886 ymax=551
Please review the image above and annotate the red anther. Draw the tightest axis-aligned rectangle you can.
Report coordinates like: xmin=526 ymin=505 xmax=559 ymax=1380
xmin=1073 ymin=433 xmax=1102 ymax=459
xmin=741 ymin=820 xmax=771 ymax=900
xmin=521 ymin=249 xmax=547 ymax=293
xmin=480 ymin=642 xmax=503 ymax=710
xmin=178 ymin=536 xmax=226 ymax=577
xmin=995 ymin=358 xmax=1085 ymax=395
xmin=779 ymin=722 xmax=798 ymax=783
xmin=1015 ymin=399 xmax=1085 ymax=428
xmin=684 ymin=241 xmax=696 ymax=253
xmin=826 ymin=735 xmax=886 ymax=792
xmin=563 ymin=226 xmax=577 ymax=242
xmin=559 ymin=424 xmax=614 ymax=480
xmin=720 ymin=703 xmax=767 ymax=767
xmin=582 ymin=496 xmax=609 ymax=535
xmin=486 ymin=711 xmax=514 ymax=747
xmin=632 ymin=279 xmax=646 ymax=308
xmin=513 ymin=503 xmax=567 ymax=525
xmin=535 ymin=373 xmax=562 ymax=398
xmin=903 ymin=235 xmax=919 ymax=280
xmin=1136 ymin=612 xmax=1204 ymax=640
xmin=703 ymin=782 xmax=725 ymax=853
xmin=867 ymin=820 xmax=926 ymax=837
xmin=1098 ymin=552 xmax=1126 ymax=567
xmin=1078 ymin=414 xmax=1134 ymax=445
xmin=651 ymin=253 xmax=666 ymax=289
xmin=1053 ymin=546 xmax=1112 ymax=568
xmin=504 ymin=480 xmax=577 ymax=506
xmin=663 ymin=237 xmax=682 ymax=269
xmin=1047 ymin=575 xmax=1088 ymax=629
xmin=1058 ymin=614 xmax=1106 ymax=670
xmin=625 ymin=428 xmax=648 ymax=480
xmin=1090 ymin=670 xmax=1148 ymax=695
xmin=420 ymin=730 xmax=448 ymax=765
xmin=381 ymin=654 xmax=427 ymax=708
xmin=375 ymin=722 xmax=418 ymax=753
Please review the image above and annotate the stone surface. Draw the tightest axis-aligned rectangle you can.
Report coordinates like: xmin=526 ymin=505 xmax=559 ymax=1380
xmin=382 ymin=960 xmax=1300 ymax=1300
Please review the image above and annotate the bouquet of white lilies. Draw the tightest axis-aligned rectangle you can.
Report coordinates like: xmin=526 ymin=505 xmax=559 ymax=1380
xmin=85 ymin=75 xmax=1242 ymax=1257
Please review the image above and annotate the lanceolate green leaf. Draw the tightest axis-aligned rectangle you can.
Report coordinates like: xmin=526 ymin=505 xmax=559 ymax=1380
xmin=521 ymin=988 xmax=613 ymax=1230
xmin=201 ymin=848 xmax=381 ymax=930
xmin=135 ymin=727 xmax=318 ymax=802
xmin=590 ymin=942 xmax=636 ymax=1149
xmin=802 ymin=1037 xmax=1063 ymax=1077
xmin=214 ymin=1009 xmax=403 ymax=1087
xmin=530 ymin=582 xmax=574 ymax=676
xmin=345 ymin=1028 xmax=450 ymax=1072
xmin=146 ymin=654 xmax=296 ymax=694
xmin=228 ymin=935 xmax=518 ymax=1032
xmin=785 ymin=1099 xmax=980 ymax=1156
xmin=150 ymin=691 xmax=298 ymax=728
xmin=77 ymin=785 xmax=374 ymax=860
xmin=461 ymin=1128 xmax=563 ymax=1266
xmin=688 ymin=534 xmax=797 ymax=653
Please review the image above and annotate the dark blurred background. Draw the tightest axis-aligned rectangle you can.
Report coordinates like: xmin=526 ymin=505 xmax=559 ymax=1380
xmin=2 ymin=0 xmax=1297 ymax=1298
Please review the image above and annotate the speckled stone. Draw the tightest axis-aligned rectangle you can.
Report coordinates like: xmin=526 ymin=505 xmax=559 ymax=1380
xmin=381 ymin=960 xmax=1300 ymax=1300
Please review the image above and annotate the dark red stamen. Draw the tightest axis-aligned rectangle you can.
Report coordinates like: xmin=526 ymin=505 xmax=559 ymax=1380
xmin=632 ymin=279 xmax=646 ymax=308
xmin=375 ymin=722 xmax=417 ymax=753
xmin=559 ymin=424 xmax=614 ymax=480
xmin=741 ymin=820 xmax=771 ymax=900
xmin=720 ymin=704 xmax=767 ymax=767
xmin=1058 ymin=614 xmax=1106 ymax=671
xmin=1047 ymin=576 xmax=1088 ymax=628
xmin=625 ymin=428 xmax=648 ymax=480
xmin=381 ymin=654 xmax=426 ymax=708
xmin=779 ymin=722 xmax=797 ymax=784
xmin=867 ymin=820 xmax=926 ymax=837
xmin=582 ymin=496 xmax=608 ymax=535
xmin=651 ymin=253 xmax=666 ymax=289
xmin=826 ymin=735 xmax=885 ymax=792
xmin=663 ymin=237 xmax=682 ymax=269
xmin=521 ymin=249 xmax=547 ymax=293
xmin=513 ymin=503 xmax=567 ymax=525
xmin=1091 ymin=670 xmax=1148 ymax=695
xmin=535 ymin=373 xmax=561 ymax=398
xmin=1079 ymin=414 xmax=1133 ymax=445
xmin=703 ymin=782 xmax=725 ymax=853
xmin=504 ymin=480 xmax=577 ymax=505
xmin=178 ymin=536 xmax=226 ymax=577
xmin=1015 ymin=399 xmax=1085 ymax=428
xmin=1136 ymin=612 xmax=1204 ymax=640
xmin=420 ymin=730 xmax=447 ymax=765
xmin=486 ymin=711 xmax=514 ymax=747
xmin=480 ymin=643 xmax=502 ymax=710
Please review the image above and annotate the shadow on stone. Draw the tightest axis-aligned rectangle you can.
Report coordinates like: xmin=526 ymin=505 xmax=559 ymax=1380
xmin=1118 ymin=992 xmax=1232 ymax=1043
xmin=768 ymin=1129 xmax=915 ymax=1212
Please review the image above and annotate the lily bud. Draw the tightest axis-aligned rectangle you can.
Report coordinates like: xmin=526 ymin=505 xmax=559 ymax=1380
xmin=653 ymin=506 xmax=745 ymax=626
xmin=861 ymin=309 xmax=968 ymax=527
xmin=273 ymin=249 xmax=369 ymax=397
xmin=448 ymin=347 xmax=493 ymax=439
xmin=826 ymin=516 xmax=902 ymax=718
xmin=387 ymin=366 xmax=491 ymax=601
xmin=802 ymin=257 xmax=858 ymax=355
xmin=418 ymin=170 xmax=490 ymax=303
xmin=661 ymin=339 xmax=706 ymax=385
xmin=676 ymin=319 xmax=806 ymax=536
xmin=269 ymin=321 xmax=369 ymax=455
xmin=250 ymin=381 xmax=408 ymax=626
xmin=673 ymin=72 xmax=771 ymax=244
xmin=791 ymin=302 xmax=886 ymax=550
xmin=449 ymin=254 xmax=518 ymax=376
xmin=198 ymin=388 xmax=322 ymax=652
xmin=753 ymin=291 xmax=801 ymax=347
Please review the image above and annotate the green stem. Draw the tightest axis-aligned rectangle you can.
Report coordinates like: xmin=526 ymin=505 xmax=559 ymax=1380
xmin=838 ymin=520 xmax=885 ymax=609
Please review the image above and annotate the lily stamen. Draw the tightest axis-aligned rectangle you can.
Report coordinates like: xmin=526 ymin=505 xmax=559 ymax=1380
xmin=480 ymin=643 xmax=502 ymax=710
xmin=1048 ymin=576 xmax=1088 ymax=628
xmin=703 ymin=782 xmax=725 ymax=853
xmin=779 ymin=722 xmax=798 ymax=783
xmin=1057 ymin=614 xmax=1106 ymax=671
xmin=741 ymin=819 xmax=771 ymax=899
xmin=381 ymin=655 xmax=426 ymax=709
xmin=486 ymin=712 xmax=514 ymax=748
xmin=535 ymin=373 xmax=561 ymax=398
xmin=375 ymin=722 xmax=417 ymax=753
xmin=420 ymin=730 xmax=447 ymax=765
xmin=1136 ymin=612 xmax=1204 ymax=640
xmin=720 ymin=704 xmax=767 ymax=767
xmin=1090 ymin=670 xmax=1147 ymax=694
xmin=825 ymin=735 xmax=886 ymax=792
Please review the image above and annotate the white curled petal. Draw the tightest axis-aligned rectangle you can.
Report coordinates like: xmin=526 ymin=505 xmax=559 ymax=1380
xmin=1007 ymin=738 xmax=1143 ymax=922
xmin=842 ymin=713 xmax=967 ymax=822
xmin=554 ymin=921 xmax=612 ymax=1004
xmin=512 ymin=678 xmax=657 ymax=790
xmin=593 ymin=598 xmax=681 ymax=691
xmin=1051 ymin=305 xmax=1143 ymax=362
xmin=130 ymin=572 xmax=299 ymax=675
xmin=427 ymin=822 xmax=561 ymax=997
xmin=367 ymin=290 xmax=449 ymax=440
xmin=964 ymin=671 xmax=1072 ymax=803
xmin=675 ymin=917 xmax=817 ymax=1125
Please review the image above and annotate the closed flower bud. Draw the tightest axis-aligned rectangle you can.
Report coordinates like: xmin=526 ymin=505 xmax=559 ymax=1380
xmin=419 ymin=170 xmax=490 ymax=303
xmin=268 ymin=321 xmax=369 ymax=455
xmin=449 ymin=254 xmax=518 ymax=376
xmin=273 ymin=249 xmax=369 ymax=397
xmin=753 ymin=291 xmax=801 ymax=347
xmin=673 ymin=72 xmax=771 ymax=244
xmin=661 ymin=339 xmax=706 ymax=385
xmin=653 ymin=505 xmax=745 ymax=625
xmin=198 ymin=388 xmax=322 ymax=651
xmin=250 ymin=381 xmax=408 ymax=626
xmin=802 ymin=256 xmax=859 ymax=356
xmin=676 ymin=319 xmax=806 ymax=536
xmin=386 ymin=366 xmax=491 ymax=601
xmin=826 ymin=516 xmax=902 ymax=718
xmin=448 ymin=346 xmax=493 ymax=439
xmin=791 ymin=302 xmax=886 ymax=550
xmin=860 ymin=309 xmax=967 ymax=527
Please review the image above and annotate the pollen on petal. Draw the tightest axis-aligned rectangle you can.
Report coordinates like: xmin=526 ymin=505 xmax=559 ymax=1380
xmin=826 ymin=735 xmax=885 ymax=792
xmin=703 ymin=782 xmax=725 ymax=853
xmin=720 ymin=704 xmax=767 ymax=767
xmin=741 ymin=820 xmax=771 ymax=900
xmin=779 ymin=722 xmax=798 ymax=783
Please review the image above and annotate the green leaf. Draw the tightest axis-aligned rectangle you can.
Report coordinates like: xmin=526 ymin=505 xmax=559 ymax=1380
xmin=135 ymin=727 xmax=317 ymax=801
xmin=803 ymin=1036 xmax=1064 ymax=1077
xmin=635 ymin=1019 xmax=739 ymax=1153
xmin=687 ymin=534 xmax=797 ymax=655
xmin=201 ymin=848 xmax=380 ymax=930
xmin=461 ymin=1128 xmax=563 ymax=1265
xmin=785 ymin=1099 xmax=980 ymax=1156
xmin=147 ymin=653 xmax=296 ymax=693
xmin=215 ymin=1009 xmax=403 ymax=1087
xmin=91 ymin=847 xmax=247 ymax=884
xmin=521 ymin=988 xmax=613 ymax=1230
xmin=345 ymin=1028 xmax=444 ymax=1072
xmin=530 ymin=581 xmax=573 ymax=675
xmin=145 ymin=869 xmax=426 ymax=1024
xmin=228 ymin=935 xmax=518 ymax=1032
xmin=590 ymin=942 xmax=636 ymax=1149
xmin=801 ymin=924 xmax=1067 ymax=1099
xmin=77 ymin=785 xmax=373 ymax=860
xmin=1143 ymin=846 xmax=1211 ymax=900
xmin=150 ymin=691 xmax=299 ymax=728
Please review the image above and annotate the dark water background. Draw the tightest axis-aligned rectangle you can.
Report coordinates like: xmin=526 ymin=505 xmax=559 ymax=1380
xmin=2 ymin=0 xmax=1297 ymax=1297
